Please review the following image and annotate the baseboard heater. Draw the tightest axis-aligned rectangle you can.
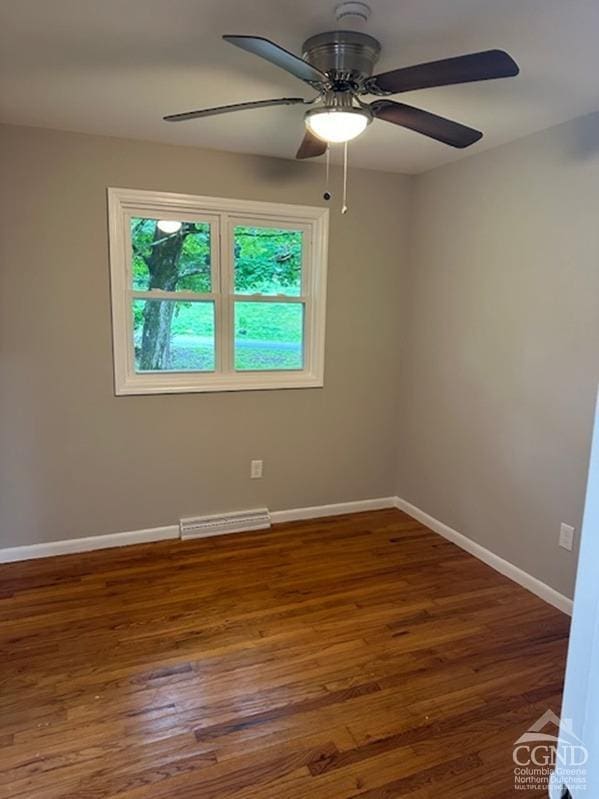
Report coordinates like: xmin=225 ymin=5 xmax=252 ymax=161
xmin=179 ymin=508 xmax=271 ymax=540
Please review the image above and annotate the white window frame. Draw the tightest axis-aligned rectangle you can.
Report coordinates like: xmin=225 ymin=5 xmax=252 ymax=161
xmin=107 ymin=187 xmax=329 ymax=395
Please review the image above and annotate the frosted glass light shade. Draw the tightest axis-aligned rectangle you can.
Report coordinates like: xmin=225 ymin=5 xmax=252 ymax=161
xmin=157 ymin=220 xmax=183 ymax=234
xmin=305 ymin=108 xmax=370 ymax=143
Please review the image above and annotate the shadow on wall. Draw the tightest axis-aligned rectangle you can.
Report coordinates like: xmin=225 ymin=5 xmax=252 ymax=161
xmin=569 ymin=111 xmax=599 ymax=159
xmin=251 ymin=155 xmax=309 ymax=183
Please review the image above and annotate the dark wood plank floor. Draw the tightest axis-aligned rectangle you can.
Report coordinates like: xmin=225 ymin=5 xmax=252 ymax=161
xmin=0 ymin=509 xmax=570 ymax=798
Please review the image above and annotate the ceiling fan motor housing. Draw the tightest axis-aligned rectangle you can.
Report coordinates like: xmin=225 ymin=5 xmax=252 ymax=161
xmin=302 ymin=31 xmax=381 ymax=88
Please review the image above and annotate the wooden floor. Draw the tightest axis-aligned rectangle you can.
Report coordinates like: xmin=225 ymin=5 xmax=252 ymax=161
xmin=0 ymin=509 xmax=570 ymax=799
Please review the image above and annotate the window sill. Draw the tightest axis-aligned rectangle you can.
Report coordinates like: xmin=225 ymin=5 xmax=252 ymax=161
xmin=115 ymin=372 xmax=324 ymax=395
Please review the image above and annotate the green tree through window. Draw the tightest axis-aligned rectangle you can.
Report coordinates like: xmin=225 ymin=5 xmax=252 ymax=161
xmin=131 ymin=218 xmax=211 ymax=370
xmin=131 ymin=219 xmax=303 ymax=371
xmin=233 ymin=226 xmax=302 ymax=296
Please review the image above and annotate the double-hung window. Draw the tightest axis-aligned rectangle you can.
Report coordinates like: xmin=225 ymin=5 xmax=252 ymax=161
xmin=107 ymin=188 xmax=328 ymax=394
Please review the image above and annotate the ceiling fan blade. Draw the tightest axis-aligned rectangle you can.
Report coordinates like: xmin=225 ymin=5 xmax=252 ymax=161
xmin=164 ymin=97 xmax=306 ymax=122
xmin=296 ymin=130 xmax=327 ymax=160
xmin=368 ymin=50 xmax=519 ymax=94
xmin=223 ymin=35 xmax=327 ymax=85
xmin=371 ymin=100 xmax=482 ymax=148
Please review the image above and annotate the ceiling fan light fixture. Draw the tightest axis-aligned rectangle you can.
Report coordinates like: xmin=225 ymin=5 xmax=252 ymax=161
xmin=305 ymin=107 xmax=371 ymax=144
xmin=168 ymin=32 xmax=520 ymax=159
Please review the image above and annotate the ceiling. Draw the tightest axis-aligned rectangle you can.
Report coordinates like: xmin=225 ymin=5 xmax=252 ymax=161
xmin=1 ymin=0 xmax=599 ymax=174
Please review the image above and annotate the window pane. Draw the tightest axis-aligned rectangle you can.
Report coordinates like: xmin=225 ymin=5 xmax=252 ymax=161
xmin=133 ymin=300 xmax=215 ymax=372
xmin=234 ymin=302 xmax=303 ymax=371
xmin=234 ymin=226 xmax=302 ymax=296
xmin=130 ymin=217 xmax=212 ymax=293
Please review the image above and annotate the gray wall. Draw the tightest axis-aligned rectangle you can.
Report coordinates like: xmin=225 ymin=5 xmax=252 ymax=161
xmin=0 ymin=124 xmax=410 ymax=547
xmin=398 ymin=112 xmax=599 ymax=597
xmin=2 ymin=116 xmax=598 ymax=600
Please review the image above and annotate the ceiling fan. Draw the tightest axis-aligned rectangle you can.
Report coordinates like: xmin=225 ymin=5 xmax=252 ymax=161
xmin=163 ymin=5 xmax=519 ymax=158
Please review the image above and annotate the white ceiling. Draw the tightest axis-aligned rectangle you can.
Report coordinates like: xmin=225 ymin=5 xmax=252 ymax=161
xmin=1 ymin=0 xmax=599 ymax=174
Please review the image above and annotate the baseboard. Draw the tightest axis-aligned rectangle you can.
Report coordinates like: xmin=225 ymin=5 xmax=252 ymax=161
xmin=270 ymin=496 xmax=396 ymax=524
xmin=0 ymin=497 xmax=396 ymax=563
xmin=0 ymin=525 xmax=179 ymax=563
xmin=394 ymin=497 xmax=573 ymax=616
xmin=1 ymin=495 xmax=575 ymax=617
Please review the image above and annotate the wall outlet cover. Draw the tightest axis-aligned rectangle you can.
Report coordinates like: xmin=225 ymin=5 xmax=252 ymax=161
xmin=559 ymin=523 xmax=575 ymax=552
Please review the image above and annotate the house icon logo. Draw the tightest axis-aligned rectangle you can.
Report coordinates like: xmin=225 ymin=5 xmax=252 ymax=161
xmin=513 ymin=710 xmax=587 ymax=792
xmin=514 ymin=710 xmax=582 ymax=747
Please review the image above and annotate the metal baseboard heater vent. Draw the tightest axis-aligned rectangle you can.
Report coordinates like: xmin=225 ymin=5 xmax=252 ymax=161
xmin=179 ymin=508 xmax=271 ymax=540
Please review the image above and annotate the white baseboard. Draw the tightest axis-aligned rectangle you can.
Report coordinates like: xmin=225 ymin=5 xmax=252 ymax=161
xmin=0 ymin=495 xmax=576 ymax=618
xmin=270 ymin=496 xmax=396 ymax=524
xmin=0 ymin=497 xmax=396 ymax=564
xmin=394 ymin=497 xmax=573 ymax=616
xmin=0 ymin=525 xmax=179 ymax=563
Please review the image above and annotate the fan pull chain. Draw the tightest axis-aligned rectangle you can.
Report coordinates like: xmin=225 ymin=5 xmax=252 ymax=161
xmin=323 ymin=146 xmax=331 ymax=202
xmin=341 ymin=141 xmax=349 ymax=215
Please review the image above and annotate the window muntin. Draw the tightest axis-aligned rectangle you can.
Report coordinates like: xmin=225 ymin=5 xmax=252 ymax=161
xmin=108 ymin=189 xmax=328 ymax=394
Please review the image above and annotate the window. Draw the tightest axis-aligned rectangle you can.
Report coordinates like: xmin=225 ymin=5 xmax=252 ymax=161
xmin=107 ymin=188 xmax=328 ymax=394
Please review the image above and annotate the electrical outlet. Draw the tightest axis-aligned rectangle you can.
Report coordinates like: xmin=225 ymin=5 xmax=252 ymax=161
xmin=559 ymin=523 xmax=575 ymax=551
xmin=250 ymin=459 xmax=263 ymax=479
